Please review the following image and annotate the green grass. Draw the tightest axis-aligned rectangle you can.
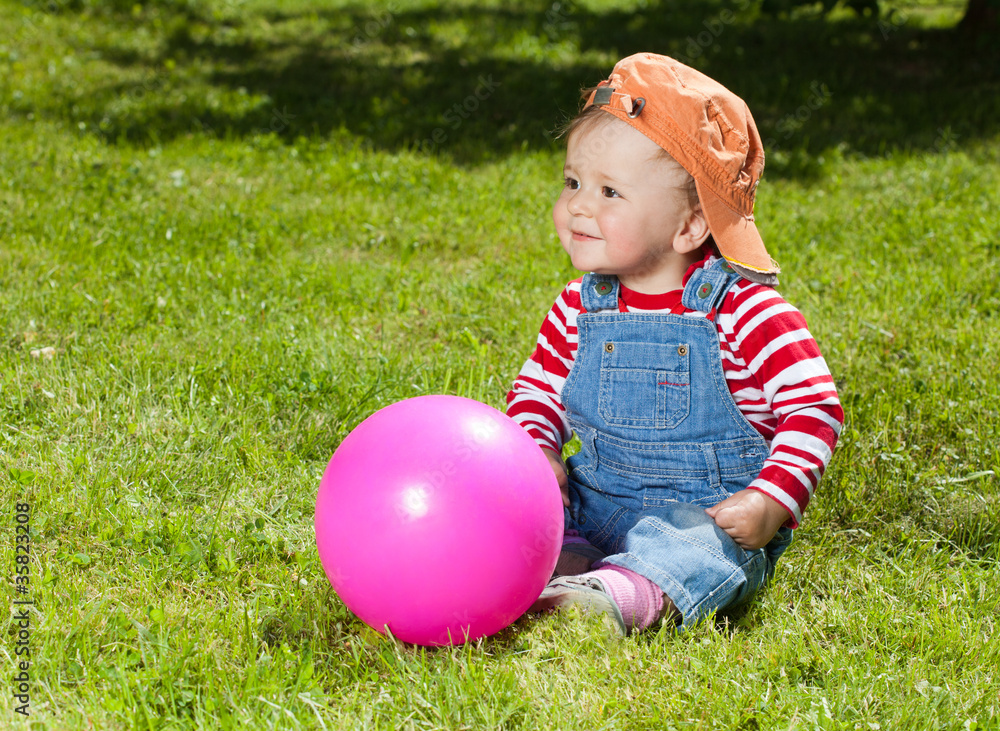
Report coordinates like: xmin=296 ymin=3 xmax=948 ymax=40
xmin=1 ymin=0 xmax=999 ymax=728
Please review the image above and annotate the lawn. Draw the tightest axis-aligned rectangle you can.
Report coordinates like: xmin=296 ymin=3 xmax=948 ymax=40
xmin=1 ymin=0 xmax=999 ymax=728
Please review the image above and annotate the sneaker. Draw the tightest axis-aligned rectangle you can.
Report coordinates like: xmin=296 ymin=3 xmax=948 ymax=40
xmin=528 ymin=575 xmax=627 ymax=637
xmin=553 ymin=543 xmax=608 ymax=577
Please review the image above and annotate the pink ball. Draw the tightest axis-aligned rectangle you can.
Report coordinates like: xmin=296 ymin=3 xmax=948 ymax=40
xmin=315 ymin=395 xmax=563 ymax=646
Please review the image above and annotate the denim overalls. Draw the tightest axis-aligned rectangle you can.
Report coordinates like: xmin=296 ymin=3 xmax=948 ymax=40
xmin=563 ymin=259 xmax=792 ymax=628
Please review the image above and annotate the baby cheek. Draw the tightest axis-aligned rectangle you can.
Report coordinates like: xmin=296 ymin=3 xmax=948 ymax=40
xmin=552 ymin=200 xmax=570 ymax=237
xmin=552 ymin=198 xmax=564 ymax=227
xmin=604 ymin=217 xmax=645 ymax=255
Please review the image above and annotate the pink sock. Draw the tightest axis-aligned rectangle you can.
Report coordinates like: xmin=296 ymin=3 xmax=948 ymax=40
xmin=588 ymin=564 xmax=665 ymax=632
xmin=562 ymin=529 xmax=591 ymax=547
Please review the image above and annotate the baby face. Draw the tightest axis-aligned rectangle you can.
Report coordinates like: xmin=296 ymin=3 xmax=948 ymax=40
xmin=553 ymin=116 xmax=700 ymax=293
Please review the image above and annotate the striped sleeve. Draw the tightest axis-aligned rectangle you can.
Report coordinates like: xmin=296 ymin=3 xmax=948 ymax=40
xmin=505 ymin=281 xmax=583 ymax=453
xmin=717 ymin=281 xmax=843 ymax=527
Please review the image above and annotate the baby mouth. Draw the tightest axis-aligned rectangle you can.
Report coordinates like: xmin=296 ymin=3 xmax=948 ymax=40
xmin=571 ymin=230 xmax=601 ymax=241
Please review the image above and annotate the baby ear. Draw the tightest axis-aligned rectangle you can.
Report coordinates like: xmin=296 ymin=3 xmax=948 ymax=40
xmin=673 ymin=206 xmax=711 ymax=254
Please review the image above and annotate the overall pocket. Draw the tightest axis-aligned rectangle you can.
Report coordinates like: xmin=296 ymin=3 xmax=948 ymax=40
xmin=598 ymin=340 xmax=690 ymax=429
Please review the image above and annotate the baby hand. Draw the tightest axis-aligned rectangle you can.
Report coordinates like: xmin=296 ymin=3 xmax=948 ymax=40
xmin=542 ymin=448 xmax=570 ymax=507
xmin=705 ymin=490 xmax=790 ymax=551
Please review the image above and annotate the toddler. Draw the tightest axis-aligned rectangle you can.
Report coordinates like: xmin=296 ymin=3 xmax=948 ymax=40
xmin=507 ymin=53 xmax=843 ymax=634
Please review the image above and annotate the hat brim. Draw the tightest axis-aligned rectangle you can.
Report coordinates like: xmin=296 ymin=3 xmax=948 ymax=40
xmin=696 ymin=178 xmax=778 ymax=274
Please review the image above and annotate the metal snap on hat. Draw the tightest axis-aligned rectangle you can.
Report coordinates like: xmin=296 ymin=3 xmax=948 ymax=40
xmin=584 ymin=53 xmax=778 ymax=276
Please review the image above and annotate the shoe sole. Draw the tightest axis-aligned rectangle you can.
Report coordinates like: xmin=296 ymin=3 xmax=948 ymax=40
xmin=529 ymin=579 xmax=627 ymax=637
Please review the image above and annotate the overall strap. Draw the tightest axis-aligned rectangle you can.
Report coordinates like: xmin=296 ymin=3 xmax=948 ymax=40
xmin=681 ymin=258 xmax=743 ymax=314
xmin=580 ymin=273 xmax=621 ymax=313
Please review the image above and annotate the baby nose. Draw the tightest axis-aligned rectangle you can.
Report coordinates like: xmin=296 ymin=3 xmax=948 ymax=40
xmin=566 ymin=189 xmax=591 ymax=217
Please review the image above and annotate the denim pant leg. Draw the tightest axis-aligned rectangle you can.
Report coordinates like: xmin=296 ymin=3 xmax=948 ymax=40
xmin=597 ymin=502 xmax=791 ymax=629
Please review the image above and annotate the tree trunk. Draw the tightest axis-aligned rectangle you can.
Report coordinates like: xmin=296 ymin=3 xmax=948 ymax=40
xmin=958 ymin=0 xmax=999 ymax=32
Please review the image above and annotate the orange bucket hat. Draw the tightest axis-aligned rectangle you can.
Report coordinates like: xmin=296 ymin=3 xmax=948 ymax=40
xmin=583 ymin=53 xmax=778 ymax=277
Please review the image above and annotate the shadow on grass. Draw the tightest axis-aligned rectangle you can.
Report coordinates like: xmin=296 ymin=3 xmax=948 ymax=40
xmin=921 ymin=490 xmax=1000 ymax=562
xmin=25 ymin=0 xmax=1000 ymax=173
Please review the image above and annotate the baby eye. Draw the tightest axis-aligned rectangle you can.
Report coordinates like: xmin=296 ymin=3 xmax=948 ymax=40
xmin=602 ymin=186 xmax=620 ymax=198
xmin=563 ymin=177 xmax=579 ymax=190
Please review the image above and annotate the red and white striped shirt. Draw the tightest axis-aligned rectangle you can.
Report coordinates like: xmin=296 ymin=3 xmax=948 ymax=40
xmin=506 ymin=255 xmax=843 ymax=527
